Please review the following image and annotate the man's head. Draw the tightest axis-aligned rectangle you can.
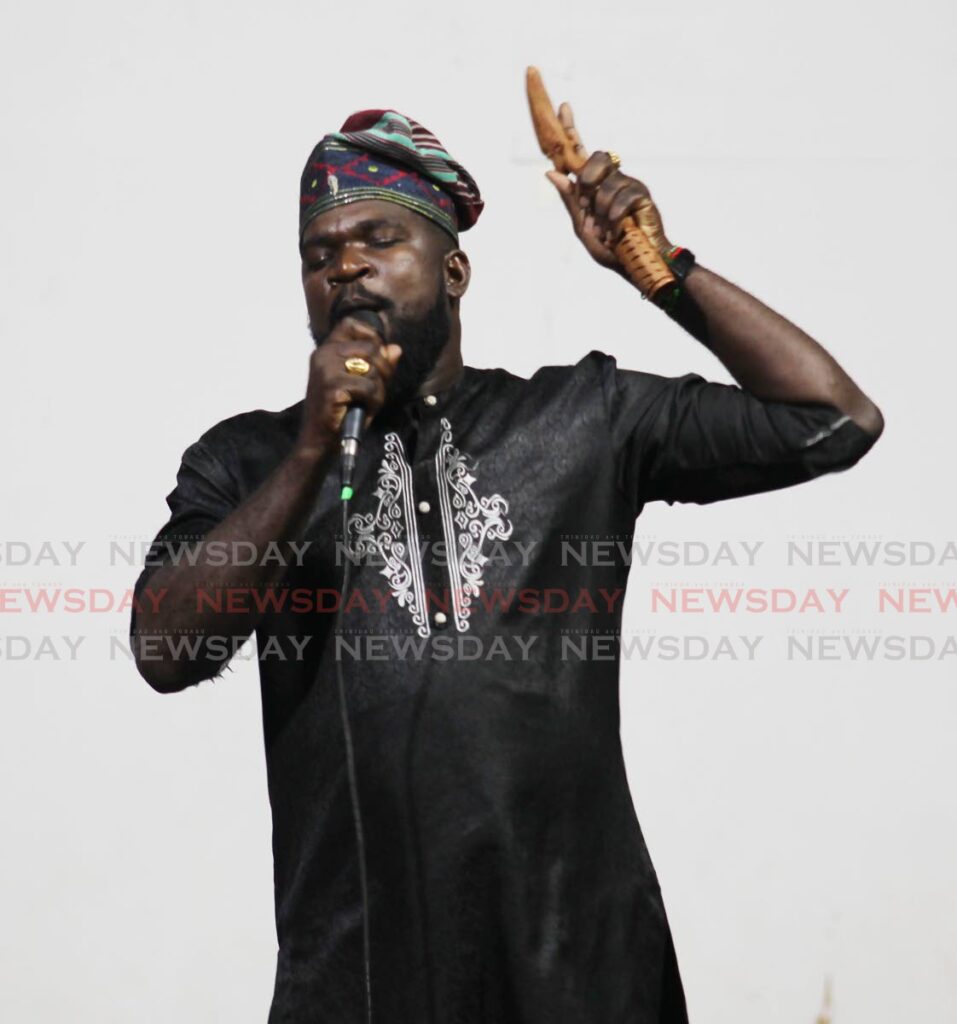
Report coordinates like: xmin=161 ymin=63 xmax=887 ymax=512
xmin=301 ymin=198 xmax=469 ymax=405
xmin=298 ymin=110 xmax=483 ymax=404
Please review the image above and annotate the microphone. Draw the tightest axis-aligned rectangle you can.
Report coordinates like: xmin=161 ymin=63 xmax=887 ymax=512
xmin=339 ymin=307 xmax=385 ymax=501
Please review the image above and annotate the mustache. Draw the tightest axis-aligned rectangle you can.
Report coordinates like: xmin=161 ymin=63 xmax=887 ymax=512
xmin=329 ymin=288 xmax=390 ymax=326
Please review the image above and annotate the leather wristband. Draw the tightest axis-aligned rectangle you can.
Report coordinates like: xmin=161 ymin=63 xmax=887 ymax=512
xmin=653 ymin=246 xmax=696 ymax=314
xmin=666 ymin=246 xmax=696 ymax=282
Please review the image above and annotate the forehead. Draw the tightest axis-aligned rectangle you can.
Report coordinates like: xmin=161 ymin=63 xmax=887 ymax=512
xmin=301 ymin=199 xmax=425 ymax=245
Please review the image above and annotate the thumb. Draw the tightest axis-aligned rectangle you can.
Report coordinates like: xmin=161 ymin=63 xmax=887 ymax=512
xmin=545 ymin=169 xmax=572 ymax=194
xmin=385 ymin=343 xmax=403 ymax=365
xmin=545 ymin=170 xmax=579 ymax=218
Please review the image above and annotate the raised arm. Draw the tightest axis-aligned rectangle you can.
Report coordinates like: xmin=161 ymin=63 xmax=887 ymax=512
xmin=657 ymin=264 xmax=883 ymax=437
xmin=543 ymin=105 xmax=883 ymax=440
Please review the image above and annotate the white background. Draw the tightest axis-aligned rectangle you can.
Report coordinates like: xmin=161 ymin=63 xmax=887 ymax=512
xmin=1 ymin=1 xmax=954 ymax=1021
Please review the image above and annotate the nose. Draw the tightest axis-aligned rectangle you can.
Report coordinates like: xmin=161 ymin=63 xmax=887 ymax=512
xmin=328 ymin=243 xmax=371 ymax=286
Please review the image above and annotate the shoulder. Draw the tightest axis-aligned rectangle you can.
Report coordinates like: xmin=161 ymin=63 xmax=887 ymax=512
xmin=185 ymin=399 xmax=304 ymax=497
xmin=194 ymin=399 xmax=302 ymax=450
xmin=465 ymin=350 xmax=627 ymax=405
xmin=466 ymin=350 xmax=699 ymax=418
xmin=467 ymin=349 xmax=612 ymax=383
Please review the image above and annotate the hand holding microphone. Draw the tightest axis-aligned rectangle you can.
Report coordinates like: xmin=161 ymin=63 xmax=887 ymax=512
xmin=295 ymin=309 xmax=402 ymax=496
xmin=337 ymin=308 xmax=396 ymax=497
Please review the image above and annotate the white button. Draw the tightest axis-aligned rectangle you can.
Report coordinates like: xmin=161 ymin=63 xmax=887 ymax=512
xmin=423 ymin=394 xmax=438 ymax=407
xmin=418 ymin=501 xmax=431 ymax=514
xmin=434 ymin=612 xmax=447 ymax=626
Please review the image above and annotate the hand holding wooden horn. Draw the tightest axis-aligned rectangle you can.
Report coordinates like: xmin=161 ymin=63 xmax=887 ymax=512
xmin=526 ymin=66 xmax=676 ymax=300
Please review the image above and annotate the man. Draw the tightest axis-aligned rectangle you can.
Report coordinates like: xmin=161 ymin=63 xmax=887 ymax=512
xmin=130 ymin=108 xmax=882 ymax=1023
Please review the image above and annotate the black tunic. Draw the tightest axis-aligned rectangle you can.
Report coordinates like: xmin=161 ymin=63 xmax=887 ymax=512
xmin=130 ymin=350 xmax=875 ymax=1023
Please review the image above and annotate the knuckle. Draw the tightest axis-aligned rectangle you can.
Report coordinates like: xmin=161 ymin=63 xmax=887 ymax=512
xmin=343 ymin=337 xmax=374 ymax=354
xmin=351 ymin=377 xmax=377 ymax=398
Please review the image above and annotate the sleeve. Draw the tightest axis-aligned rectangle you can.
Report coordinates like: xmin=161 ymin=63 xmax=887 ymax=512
xmin=595 ymin=352 xmax=879 ymax=510
xmin=129 ymin=438 xmax=241 ymax=642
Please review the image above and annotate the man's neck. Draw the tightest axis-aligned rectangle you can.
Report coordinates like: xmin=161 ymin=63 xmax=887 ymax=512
xmin=416 ymin=339 xmax=465 ymax=397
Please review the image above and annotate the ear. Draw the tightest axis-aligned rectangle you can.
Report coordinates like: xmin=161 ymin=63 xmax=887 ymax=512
xmin=443 ymin=248 xmax=471 ymax=301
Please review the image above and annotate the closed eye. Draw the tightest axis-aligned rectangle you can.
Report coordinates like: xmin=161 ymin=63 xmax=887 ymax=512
xmin=303 ymin=235 xmax=401 ymax=271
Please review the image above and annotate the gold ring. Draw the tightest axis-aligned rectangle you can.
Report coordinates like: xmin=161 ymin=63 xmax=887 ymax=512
xmin=344 ymin=357 xmax=371 ymax=376
xmin=608 ymin=150 xmax=621 ymax=169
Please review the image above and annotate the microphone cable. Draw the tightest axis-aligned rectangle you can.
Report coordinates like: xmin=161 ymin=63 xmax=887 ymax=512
xmin=334 ymin=493 xmax=374 ymax=1024
xmin=330 ymin=306 xmax=385 ymax=1024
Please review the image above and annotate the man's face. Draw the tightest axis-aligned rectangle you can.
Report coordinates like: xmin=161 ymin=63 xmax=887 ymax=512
xmin=301 ymin=199 xmax=453 ymax=405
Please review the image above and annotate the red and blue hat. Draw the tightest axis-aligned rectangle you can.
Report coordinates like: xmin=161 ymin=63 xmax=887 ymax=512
xmin=299 ymin=109 xmax=484 ymax=246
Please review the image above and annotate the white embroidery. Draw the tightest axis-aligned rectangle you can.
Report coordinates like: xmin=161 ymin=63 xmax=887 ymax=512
xmin=347 ymin=433 xmax=431 ymax=638
xmin=347 ymin=418 xmax=513 ymax=636
xmin=435 ymin=417 xmax=514 ymax=632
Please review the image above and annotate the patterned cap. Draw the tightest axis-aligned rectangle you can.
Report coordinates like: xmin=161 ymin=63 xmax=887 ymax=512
xmin=299 ymin=109 xmax=484 ymax=245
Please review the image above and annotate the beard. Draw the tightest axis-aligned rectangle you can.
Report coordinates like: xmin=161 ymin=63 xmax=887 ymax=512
xmin=310 ymin=272 xmax=451 ymax=410
xmin=383 ymin=277 xmax=451 ymax=407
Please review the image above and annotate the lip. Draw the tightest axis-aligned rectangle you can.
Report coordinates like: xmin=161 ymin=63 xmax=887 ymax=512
xmin=333 ymin=295 xmax=385 ymax=323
